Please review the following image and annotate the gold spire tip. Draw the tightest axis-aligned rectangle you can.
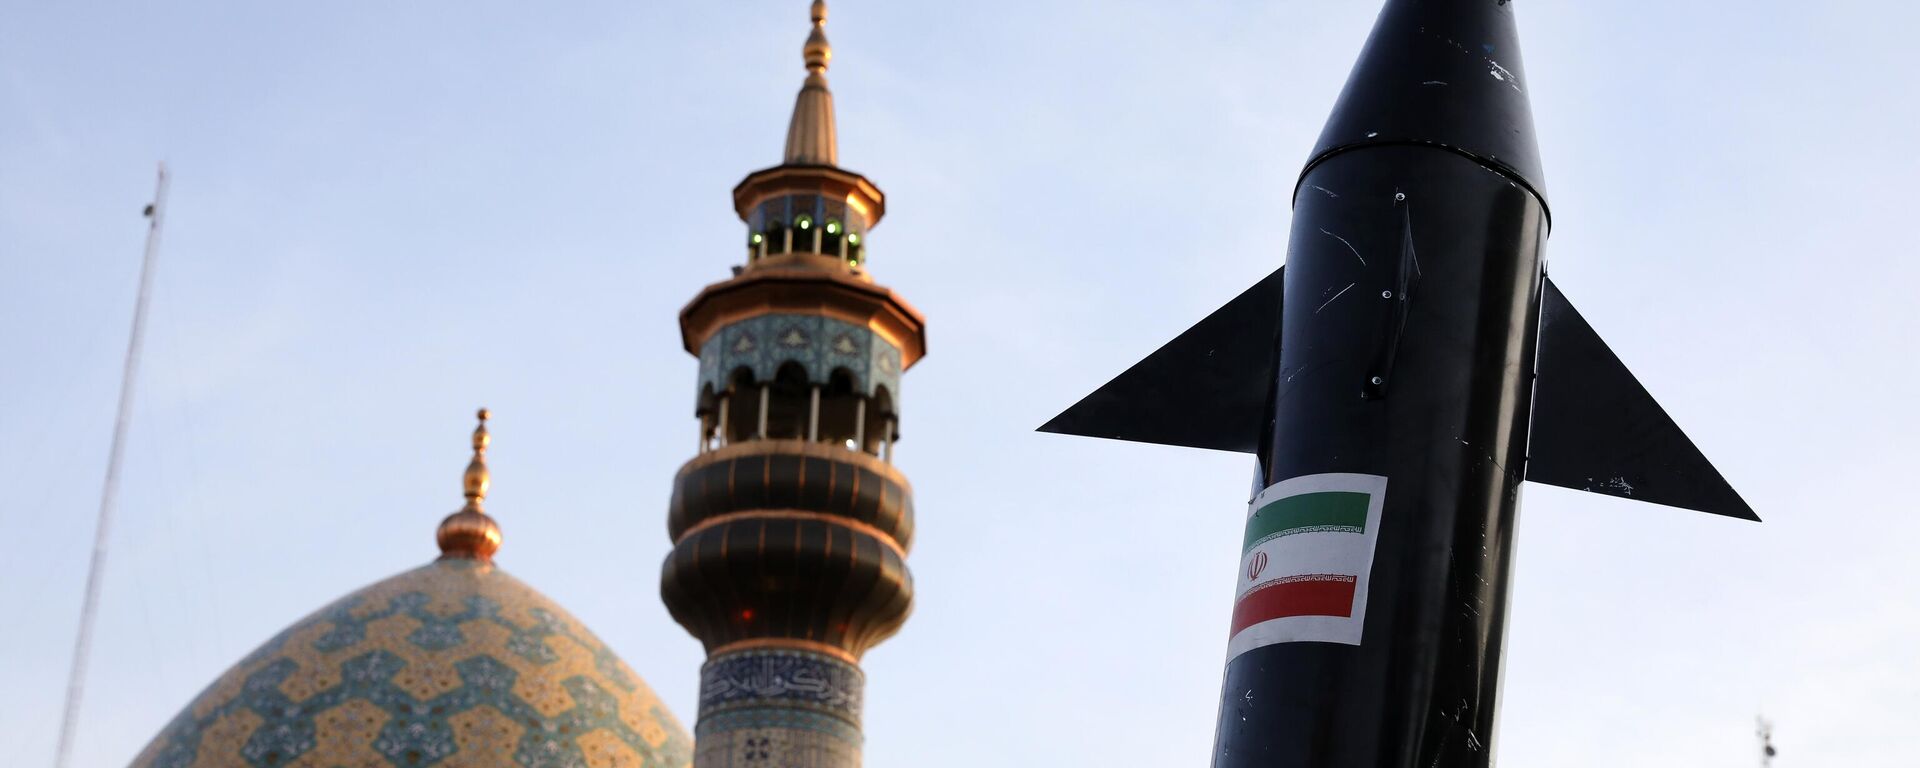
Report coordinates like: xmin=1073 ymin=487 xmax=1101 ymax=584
xmin=438 ymin=407 xmax=502 ymax=562
xmin=785 ymin=0 xmax=839 ymax=165
xmin=804 ymin=0 xmax=831 ymax=73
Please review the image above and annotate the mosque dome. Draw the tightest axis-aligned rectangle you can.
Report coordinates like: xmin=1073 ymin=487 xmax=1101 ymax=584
xmin=128 ymin=411 xmax=693 ymax=768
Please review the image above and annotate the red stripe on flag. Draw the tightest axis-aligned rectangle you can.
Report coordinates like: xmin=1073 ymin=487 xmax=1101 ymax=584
xmin=1229 ymin=574 xmax=1357 ymax=635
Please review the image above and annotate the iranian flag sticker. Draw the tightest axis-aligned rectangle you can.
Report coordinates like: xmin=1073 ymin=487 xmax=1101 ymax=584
xmin=1227 ymin=472 xmax=1388 ymax=658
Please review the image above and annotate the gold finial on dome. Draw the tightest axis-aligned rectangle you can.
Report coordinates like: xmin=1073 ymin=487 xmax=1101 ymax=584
xmin=437 ymin=408 xmax=502 ymax=562
xmin=464 ymin=408 xmax=491 ymax=508
xmin=784 ymin=0 xmax=838 ymax=165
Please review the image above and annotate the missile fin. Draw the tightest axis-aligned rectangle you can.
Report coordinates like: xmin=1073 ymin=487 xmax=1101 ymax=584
xmin=1038 ymin=267 xmax=1284 ymax=453
xmin=1526 ymin=277 xmax=1758 ymax=520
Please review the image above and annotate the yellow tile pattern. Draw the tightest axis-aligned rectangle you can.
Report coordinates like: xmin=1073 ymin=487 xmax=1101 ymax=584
xmin=126 ymin=559 xmax=692 ymax=768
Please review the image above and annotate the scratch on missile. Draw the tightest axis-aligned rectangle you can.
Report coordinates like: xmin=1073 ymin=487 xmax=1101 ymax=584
xmin=1422 ymin=80 xmax=1449 ymax=86
xmin=1426 ymin=700 xmax=1476 ymax=768
xmin=1305 ymin=184 xmax=1339 ymax=198
xmin=1283 ymin=360 xmax=1317 ymax=383
xmin=1415 ymin=25 xmax=1524 ymax=93
xmin=1318 ymin=228 xmax=1366 ymax=266
xmin=1399 ymin=203 xmax=1423 ymax=274
xmin=1488 ymin=60 xmax=1523 ymax=93
xmin=1418 ymin=26 xmax=1473 ymax=55
xmin=1580 ymin=476 xmax=1635 ymax=496
xmin=1315 ymin=282 xmax=1355 ymax=314
xmin=1459 ymin=437 xmax=1519 ymax=483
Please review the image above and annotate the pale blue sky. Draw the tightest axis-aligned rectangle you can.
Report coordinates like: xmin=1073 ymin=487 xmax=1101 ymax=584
xmin=4 ymin=1 xmax=1917 ymax=766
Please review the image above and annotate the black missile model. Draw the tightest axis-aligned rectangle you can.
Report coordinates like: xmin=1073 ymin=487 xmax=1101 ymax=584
xmin=1041 ymin=1 xmax=1755 ymax=766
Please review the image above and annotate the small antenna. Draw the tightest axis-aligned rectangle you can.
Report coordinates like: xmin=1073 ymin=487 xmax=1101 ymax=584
xmin=53 ymin=163 xmax=169 ymax=768
xmin=1757 ymin=716 xmax=1777 ymax=767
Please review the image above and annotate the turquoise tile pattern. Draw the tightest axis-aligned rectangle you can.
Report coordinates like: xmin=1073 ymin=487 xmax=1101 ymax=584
xmin=697 ymin=649 xmax=862 ymax=727
xmin=697 ymin=314 xmax=903 ymax=404
xmin=689 ymin=649 xmax=863 ymax=768
xmin=128 ymin=558 xmax=693 ymax=768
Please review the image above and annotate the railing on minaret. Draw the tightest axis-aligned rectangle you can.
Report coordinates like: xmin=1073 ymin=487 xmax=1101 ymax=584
xmin=661 ymin=3 xmax=926 ymax=766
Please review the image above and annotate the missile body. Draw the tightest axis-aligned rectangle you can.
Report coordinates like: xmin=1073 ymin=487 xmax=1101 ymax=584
xmin=1216 ymin=150 xmax=1544 ymax=766
xmin=1043 ymin=2 xmax=1755 ymax=766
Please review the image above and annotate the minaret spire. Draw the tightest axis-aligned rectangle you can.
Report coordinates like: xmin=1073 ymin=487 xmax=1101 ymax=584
xmin=437 ymin=408 xmax=502 ymax=561
xmin=783 ymin=0 xmax=838 ymax=166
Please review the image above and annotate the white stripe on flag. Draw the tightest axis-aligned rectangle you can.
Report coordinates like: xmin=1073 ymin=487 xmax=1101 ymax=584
xmin=1226 ymin=472 xmax=1388 ymax=658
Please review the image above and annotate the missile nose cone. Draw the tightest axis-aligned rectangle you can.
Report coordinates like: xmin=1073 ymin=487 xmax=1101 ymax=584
xmin=1305 ymin=0 xmax=1547 ymax=213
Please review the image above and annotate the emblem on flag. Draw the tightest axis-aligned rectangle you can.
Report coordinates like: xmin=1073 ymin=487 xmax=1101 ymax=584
xmin=1227 ymin=473 xmax=1388 ymax=658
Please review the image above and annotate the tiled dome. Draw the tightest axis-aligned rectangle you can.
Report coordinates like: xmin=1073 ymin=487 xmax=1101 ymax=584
xmin=129 ymin=558 xmax=692 ymax=768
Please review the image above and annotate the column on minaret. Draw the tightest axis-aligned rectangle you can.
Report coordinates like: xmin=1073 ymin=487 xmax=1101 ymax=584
xmin=808 ymin=386 xmax=821 ymax=442
xmin=853 ymin=399 xmax=866 ymax=453
xmin=661 ymin=3 xmax=927 ymax=767
xmin=757 ymin=385 xmax=770 ymax=439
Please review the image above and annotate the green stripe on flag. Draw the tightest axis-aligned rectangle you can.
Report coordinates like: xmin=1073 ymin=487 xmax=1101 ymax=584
xmin=1243 ymin=491 xmax=1369 ymax=551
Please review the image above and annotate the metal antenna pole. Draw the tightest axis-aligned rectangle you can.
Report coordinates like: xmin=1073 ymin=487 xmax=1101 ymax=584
xmin=53 ymin=163 xmax=169 ymax=768
xmin=1757 ymin=716 xmax=1776 ymax=767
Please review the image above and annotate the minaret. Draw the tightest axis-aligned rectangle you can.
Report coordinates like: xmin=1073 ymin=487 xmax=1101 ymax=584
xmin=660 ymin=3 xmax=924 ymax=767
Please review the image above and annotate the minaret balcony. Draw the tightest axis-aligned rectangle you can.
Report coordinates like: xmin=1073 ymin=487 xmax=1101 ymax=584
xmin=668 ymin=438 xmax=914 ymax=552
xmin=661 ymin=438 xmax=915 ymax=659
